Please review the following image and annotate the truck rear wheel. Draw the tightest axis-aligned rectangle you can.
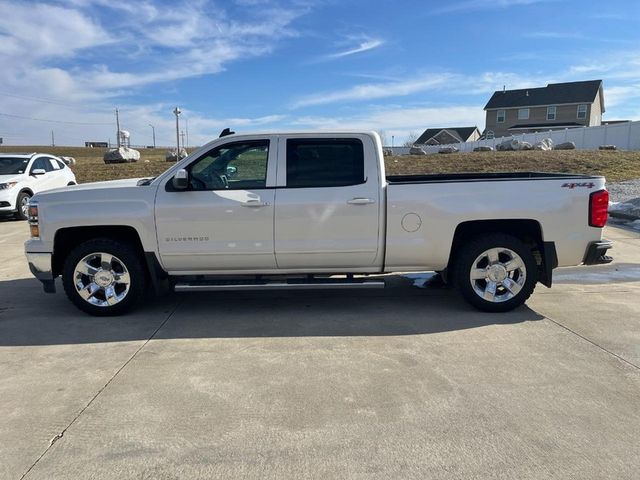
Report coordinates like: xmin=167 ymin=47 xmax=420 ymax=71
xmin=453 ymin=234 xmax=537 ymax=313
xmin=62 ymin=238 xmax=146 ymax=316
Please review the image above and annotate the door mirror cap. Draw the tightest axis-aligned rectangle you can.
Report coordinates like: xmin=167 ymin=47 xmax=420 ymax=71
xmin=31 ymin=169 xmax=46 ymax=176
xmin=172 ymin=169 xmax=189 ymax=190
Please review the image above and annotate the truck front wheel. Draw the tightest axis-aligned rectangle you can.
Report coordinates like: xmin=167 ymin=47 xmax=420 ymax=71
xmin=453 ymin=234 xmax=537 ymax=313
xmin=62 ymin=239 xmax=146 ymax=316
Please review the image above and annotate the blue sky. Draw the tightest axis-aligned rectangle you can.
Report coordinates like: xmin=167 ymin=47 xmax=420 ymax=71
xmin=0 ymin=0 xmax=639 ymax=146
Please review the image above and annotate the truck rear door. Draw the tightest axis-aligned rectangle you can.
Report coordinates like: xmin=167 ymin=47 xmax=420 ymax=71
xmin=274 ymin=135 xmax=382 ymax=270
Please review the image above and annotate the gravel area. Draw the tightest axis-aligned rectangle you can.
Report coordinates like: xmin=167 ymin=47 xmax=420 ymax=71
xmin=607 ymin=178 xmax=640 ymax=203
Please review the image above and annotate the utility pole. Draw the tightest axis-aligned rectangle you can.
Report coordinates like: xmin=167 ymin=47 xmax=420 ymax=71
xmin=115 ymin=108 xmax=121 ymax=148
xmin=391 ymin=135 xmax=394 ymax=148
xmin=148 ymin=124 xmax=156 ymax=148
xmin=180 ymin=131 xmax=186 ymax=150
xmin=51 ymin=130 xmax=55 ymax=147
xmin=185 ymin=118 xmax=189 ymax=149
xmin=173 ymin=107 xmax=181 ymax=154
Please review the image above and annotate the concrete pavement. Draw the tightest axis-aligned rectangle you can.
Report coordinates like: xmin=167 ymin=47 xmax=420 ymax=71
xmin=1 ymin=218 xmax=639 ymax=479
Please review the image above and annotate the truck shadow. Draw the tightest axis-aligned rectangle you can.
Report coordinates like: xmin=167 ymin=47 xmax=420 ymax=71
xmin=0 ymin=276 xmax=545 ymax=347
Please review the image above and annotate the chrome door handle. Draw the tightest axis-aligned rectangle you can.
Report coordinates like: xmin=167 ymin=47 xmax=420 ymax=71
xmin=347 ymin=197 xmax=375 ymax=205
xmin=241 ymin=200 xmax=270 ymax=208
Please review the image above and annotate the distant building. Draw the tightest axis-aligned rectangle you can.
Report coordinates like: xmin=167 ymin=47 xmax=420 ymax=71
xmin=414 ymin=126 xmax=481 ymax=145
xmin=483 ymin=79 xmax=605 ymax=138
xmin=85 ymin=141 xmax=108 ymax=148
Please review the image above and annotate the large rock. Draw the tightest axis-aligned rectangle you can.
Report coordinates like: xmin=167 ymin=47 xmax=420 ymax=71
xmin=383 ymin=148 xmax=393 ymax=156
xmin=103 ymin=147 xmax=140 ymax=164
xmin=609 ymin=197 xmax=640 ymax=220
xmin=534 ymin=138 xmax=553 ymax=151
xmin=166 ymin=148 xmax=188 ymax=162
xmin=59 ymin=156 xmax=76 ymax=166
xmin=409 ymin=146 xmax=426 ymax=155
xmin=554 ymin=141 xmax=576 ymax=150
xmin=438 ymin=146 xmax=459 ymax=154
xmin=497 ymin=139 xmax=532 ymax=151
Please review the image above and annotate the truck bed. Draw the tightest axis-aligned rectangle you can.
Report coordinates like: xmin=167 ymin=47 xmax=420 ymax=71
xmin=386 ymin=172 xmax=600 ymax=184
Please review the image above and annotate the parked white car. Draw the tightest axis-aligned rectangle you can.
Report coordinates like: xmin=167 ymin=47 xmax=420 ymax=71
xmin=25 ymin=131 xmax=612 ymax=315
xmin=0 ymin=153 xmax=77 ymax=219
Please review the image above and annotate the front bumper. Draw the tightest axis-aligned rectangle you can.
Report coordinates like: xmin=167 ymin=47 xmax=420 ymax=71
xmin=0 ymin=189 xmax=17 ymax=211
xmin=583 ymin=240 xmax=613 ymax=265
xmin=25 ymin=252 xmax=56 ymax=293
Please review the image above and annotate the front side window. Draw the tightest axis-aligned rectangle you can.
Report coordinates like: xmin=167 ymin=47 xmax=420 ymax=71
xmin=518 ymin=108 xmax=529 ymax=120
xmin=577 ymin=104 xmax=588 ymax=119
xmin=286 ymin=138 xmax=365 ymax=188
xmin=547 ymin=106 xmax=557 ymax=121
xmin=496 ymin=110 xmax=506 ymax=123
xmin=187 ymin=140 xmax=269 ymax=191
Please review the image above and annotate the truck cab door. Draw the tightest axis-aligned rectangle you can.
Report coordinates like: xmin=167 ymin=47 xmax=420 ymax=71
xmin=274 ymin=135 xmax=382 ymax=271
xmin=154 ymin=137 xmax=277 ymax=273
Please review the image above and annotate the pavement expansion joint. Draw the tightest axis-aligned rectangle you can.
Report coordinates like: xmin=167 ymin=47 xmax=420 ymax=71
xmin=544 ymin=314 xmax=640 ymax=371
xmin=18 ymin=299 xmax=183 ymax=480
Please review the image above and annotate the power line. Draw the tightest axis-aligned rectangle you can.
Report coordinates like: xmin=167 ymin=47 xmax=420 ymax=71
xmin=0 ymin=91 xmax=84 ymax=108
xmin=0 ymin=112 xmax=113 ymax=126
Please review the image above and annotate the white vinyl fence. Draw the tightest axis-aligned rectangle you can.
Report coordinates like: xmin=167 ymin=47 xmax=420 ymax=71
xmin=386 ymin=120 xmax=640 ymax=156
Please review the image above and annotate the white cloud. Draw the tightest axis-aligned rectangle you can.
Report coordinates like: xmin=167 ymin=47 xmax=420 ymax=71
xmin=290 ymin=70 xmax=547 ymax=109
xmin=288 ymin=105 xmax=485 ymax=145
xmin=291 ymin=73 xmax=458 ymax=108
xmin=436 ymin=0 xmax=562 ymax=14
xmin=327 ymin=38 xmax=384 ymax=59
xmin=0 ymin=1 xmax=113 ymax=59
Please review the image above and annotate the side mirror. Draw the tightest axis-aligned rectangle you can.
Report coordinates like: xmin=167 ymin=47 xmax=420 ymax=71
xmin=31 ymin=169 xmax=46 ymax=176
xmin=226 ymin=166 xmax=237 ymax=178
xmin=172 ymin=169 xmax=189 ymax=190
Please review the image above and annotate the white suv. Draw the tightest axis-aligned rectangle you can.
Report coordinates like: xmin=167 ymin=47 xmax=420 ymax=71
xmin=0 ymin=153 xmax=77 ymax=220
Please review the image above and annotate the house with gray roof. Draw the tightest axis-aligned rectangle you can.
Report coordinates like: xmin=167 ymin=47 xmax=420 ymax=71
xmin=415 ymin=126 xmax=481 ymax=146
xmin=483 ymin=80 xmax=605 ymax=138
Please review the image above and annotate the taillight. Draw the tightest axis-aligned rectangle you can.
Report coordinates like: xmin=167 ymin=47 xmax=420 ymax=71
xmin=589 ymin=189 xmax=609 ymax=228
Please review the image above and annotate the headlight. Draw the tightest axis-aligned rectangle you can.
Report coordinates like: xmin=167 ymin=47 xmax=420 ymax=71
xmin=0 ymin=182 xmax=18 ymax=190
xmin=28 ymin=203 xmax=39 ymax=238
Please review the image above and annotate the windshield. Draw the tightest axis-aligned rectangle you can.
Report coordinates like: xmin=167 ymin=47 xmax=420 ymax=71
xmin=0 ymin=157 xmax=29 ymax=175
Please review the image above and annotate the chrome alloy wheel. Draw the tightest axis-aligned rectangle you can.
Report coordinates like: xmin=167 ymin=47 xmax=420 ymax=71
xmin=469 ymin=247 xmax=527 ymax=303
xmin=20 ymin=195 xmax=30 ymax=217
xmin=73 ymin=252 xmax=131 ymax=307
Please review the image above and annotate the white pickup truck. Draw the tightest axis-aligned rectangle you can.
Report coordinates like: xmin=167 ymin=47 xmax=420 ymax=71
xmin=25 ymin=131 xmax=612 ymax=315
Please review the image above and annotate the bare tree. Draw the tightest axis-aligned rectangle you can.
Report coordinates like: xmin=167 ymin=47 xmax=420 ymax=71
xmin=403 ymin=131 xmax=420 ymax=147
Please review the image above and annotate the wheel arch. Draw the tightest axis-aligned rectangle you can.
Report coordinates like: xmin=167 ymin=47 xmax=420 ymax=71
xmin=52 ymin=225 xmax=147 ymax=275
xmin=447 ymin=219 xmax=556 ymax=287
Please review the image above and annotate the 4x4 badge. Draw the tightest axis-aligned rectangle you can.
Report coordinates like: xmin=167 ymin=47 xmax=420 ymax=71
xmin=562 ymin=182 xmax=595 ymax=189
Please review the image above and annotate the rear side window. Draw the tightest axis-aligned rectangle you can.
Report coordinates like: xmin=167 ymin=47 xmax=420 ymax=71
xmin=286 ymin=138 xmax=365 ymax=188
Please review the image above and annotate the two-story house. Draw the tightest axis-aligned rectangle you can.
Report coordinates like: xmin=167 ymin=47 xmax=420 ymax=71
xmin=483 ymin=80 xmax=605 ymax=138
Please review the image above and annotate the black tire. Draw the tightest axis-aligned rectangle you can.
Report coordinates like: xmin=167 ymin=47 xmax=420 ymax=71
xmin=453 ymin=233 xmax=537 ymax=313
xmin=14 ymin=191 xmax=31 ymax=220
xmin=62 ymin=238 xmax=146 ymax=316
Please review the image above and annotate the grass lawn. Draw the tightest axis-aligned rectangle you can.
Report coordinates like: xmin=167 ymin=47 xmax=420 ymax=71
xmin=1 ymin=145 xmax=640 ymax=183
